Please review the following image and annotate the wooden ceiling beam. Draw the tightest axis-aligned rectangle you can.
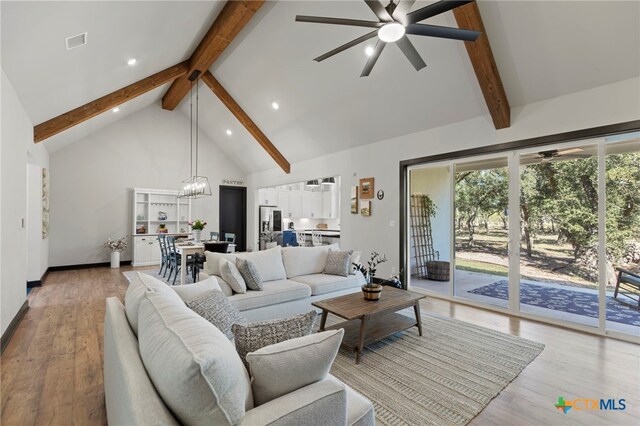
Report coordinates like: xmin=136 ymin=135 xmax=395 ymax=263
xmin=453 ymin=1 xmax=510 ymax=129
xmin=202 ymin=71 xmax=290 ymax=174
xmin=34 ymin=61 xmax=189 ymax=143
xmin=162 ymin=0 xmax=265 ymax=111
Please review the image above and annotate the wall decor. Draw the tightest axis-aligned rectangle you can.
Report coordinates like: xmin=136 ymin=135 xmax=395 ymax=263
xmin=360 ymin=200 xmax=371 ymax=217
xmin=377 ymin=190 xmax=384 ymax=200
xmin=359 ymin=177 xmax=374 ymax=199
xmin=350 ymin=186 xmax=359 ymax=214
xmin=42 ymin=168 xmax=49 ymax=239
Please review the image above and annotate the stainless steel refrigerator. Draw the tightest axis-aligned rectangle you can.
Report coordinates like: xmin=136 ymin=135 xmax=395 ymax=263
xmin=259 ymin=206 xmax=282 ymax=233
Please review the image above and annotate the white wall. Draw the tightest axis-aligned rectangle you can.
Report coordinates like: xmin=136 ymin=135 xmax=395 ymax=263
xmin=246 ymin=77 xmax=640 ymax=279
xmin=26 ymin=138 xmax=50 ymax=282
xmin=49 ymin=105 xmax=246 ymax=266
xmin=1 ymin=69 xmax=30 ymax=335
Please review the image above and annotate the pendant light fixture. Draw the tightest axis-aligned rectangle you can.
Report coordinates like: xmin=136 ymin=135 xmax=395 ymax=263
xmin=178 ymin=71 xmax=211 ymax=199
xmin=321 ymin=177 xmax=335 ymax=185
xmin=306 ymin=179 xmax=319 ymax=187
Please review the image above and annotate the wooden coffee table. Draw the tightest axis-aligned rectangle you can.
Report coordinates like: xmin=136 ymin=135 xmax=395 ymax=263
xmin=312 ymin=286 xmax=425 ymax=364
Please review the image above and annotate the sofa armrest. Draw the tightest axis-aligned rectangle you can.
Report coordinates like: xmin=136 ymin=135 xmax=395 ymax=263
xmin=239 ymin=378 xmax=347 ymax=426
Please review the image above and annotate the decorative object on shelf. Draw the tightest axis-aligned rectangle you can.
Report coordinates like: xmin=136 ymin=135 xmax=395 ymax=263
xmin=157 ymin=211 xmax=168 ymax=220
xmin=136 ymin=224 xmax=147 ymax=234
xmin=377 ymin=190 xmax=384 ymax=200
xmin=350 ymin=186 xmax=358 ymax=214
xmin=360 ymin=200 xmax=371 ymax=217
xmin=354 ymin=252 xmax=387 ymax=300
xmin=359 ymin=177 xmax=374 ymax=199
xmin=178 ymin=72 xmax=212 ymax=199
xmin=42 ymin=168 xmax=50 ymax=239
xmin=104 ymin=236 xmax=128 ymax=269
xmin=157 ymin=224 xmax=168 ymax=234
xmin=189 ymin=219 xmax=207 ymax=242
xmin=137 ymin=214 xmax=145 ymax=221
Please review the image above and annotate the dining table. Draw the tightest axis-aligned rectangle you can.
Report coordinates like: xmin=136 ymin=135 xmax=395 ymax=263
xmin=175 ymin=243 xmax=204 ymax=286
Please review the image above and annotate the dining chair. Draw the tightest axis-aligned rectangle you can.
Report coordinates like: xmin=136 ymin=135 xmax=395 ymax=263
xmin=311 ymin=231 xmax=323 ymax=247
xmin=166 ymin=236 xmax=196 ymax=285
xmin=296 ymin=231 xmax=307 ymax=247
xmin=224 ymin=233 xmax=236 ymax=243
xmin=157 ymin=234 xmax=170 ymax=277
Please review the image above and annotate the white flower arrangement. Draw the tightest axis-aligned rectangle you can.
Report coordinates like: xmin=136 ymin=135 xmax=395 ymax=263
xmin=104 ymin=236 xmax=128 ymax=252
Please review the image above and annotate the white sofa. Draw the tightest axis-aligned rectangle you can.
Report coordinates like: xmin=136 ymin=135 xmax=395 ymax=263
xmin=199 ymin=245 xmax=366 ymax=321
xmin=104 ymin=271 xmax=375 ymax=426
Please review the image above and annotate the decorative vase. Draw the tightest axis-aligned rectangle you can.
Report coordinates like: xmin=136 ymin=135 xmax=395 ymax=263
xmin=193 ymin=229 xmax=202 ymax=242
xmin=362 ymin=284 xmax=383 ymax=301
xmin=110 ymin=251 xmax=120 ymax=269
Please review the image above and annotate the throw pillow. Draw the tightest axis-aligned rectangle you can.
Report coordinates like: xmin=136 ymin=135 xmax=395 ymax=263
xmin=219 ymin=258 xmax=247 ymax=294
xmin=349 ymin=251 xmax=362 ymax=275
xmin=186 ymin=291 xmax=247 ymax=340
xmin=323 ymin=250 xmax=353 ymax=277
xmin=247 ymin=329 xmax=345 ymax=406
xmin=171 ymin=276 xmax=221 ymax=303
xmin=236 ymin=258 xmax=263 ymax=291
xmin=137 ymin=289 xmax=253 ymax=425
xmin=125 ymin=272 xmax=183 ymax=336
xmin=232 ymin=311 xmax=317 ymax=369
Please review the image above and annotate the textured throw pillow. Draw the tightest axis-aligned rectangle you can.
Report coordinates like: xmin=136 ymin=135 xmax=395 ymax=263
xmin=248 ymin=329 xmax=345 ymax=406
xmin=186 ymin=291 xmax=247 ymax=340
xmin=171 ymin=276 xmax=221 ymax=303
xmin=219 ymin=258 xmax=247 ymax=294
xmin=236 ymin=258 xmax=263 ymax=291
xmin=232 ymin=311 xmax=317 ymax=369
xmin=324 ymin=250 xmax=353 ymax=277
xmin=350 ymin=251 xmax=362 ymax=275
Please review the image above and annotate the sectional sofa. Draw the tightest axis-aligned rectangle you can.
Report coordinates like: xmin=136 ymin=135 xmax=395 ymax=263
xmin=104 ymin=245 xmax=375 ymax=425
xmin=199 ymin=245 xmax=366 ymax=321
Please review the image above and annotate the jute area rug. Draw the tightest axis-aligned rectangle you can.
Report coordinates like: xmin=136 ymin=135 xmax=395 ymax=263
xmin=326 ymin=312 xmax=544 ymax=426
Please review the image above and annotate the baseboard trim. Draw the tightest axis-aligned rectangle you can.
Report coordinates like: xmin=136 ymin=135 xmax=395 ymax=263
xmin=49 ymin=260 xmax=132 ymax=272
xmin=1 ymin=300 xmax=29 ymax=354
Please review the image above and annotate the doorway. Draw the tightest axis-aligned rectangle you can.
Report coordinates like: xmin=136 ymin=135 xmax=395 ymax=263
xmin=219 ymin=186 xmax=247 ymax=252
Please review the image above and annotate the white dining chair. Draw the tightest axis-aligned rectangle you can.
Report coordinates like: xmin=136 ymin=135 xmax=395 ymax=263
xmin=296 ymin=231 xmax=307 ymax=247
xmin=311 ymin=231 xmax=323 ymax=247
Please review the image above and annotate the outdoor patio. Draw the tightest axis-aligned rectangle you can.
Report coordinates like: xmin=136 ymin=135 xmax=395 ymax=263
xmin=410 ymin=269 xmax=640 ymax=336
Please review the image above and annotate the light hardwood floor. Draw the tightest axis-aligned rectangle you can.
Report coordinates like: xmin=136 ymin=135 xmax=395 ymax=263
xmin=1 ymin=266 xmax=638 ymax=425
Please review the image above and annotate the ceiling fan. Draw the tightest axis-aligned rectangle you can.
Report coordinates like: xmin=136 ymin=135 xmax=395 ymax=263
xmin=295 ymin=0 xmax=481 ymax=77
xmin=523 ymin=148 xmax=592 ymax=164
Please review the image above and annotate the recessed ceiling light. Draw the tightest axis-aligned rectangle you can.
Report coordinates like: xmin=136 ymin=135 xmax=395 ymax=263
xmin=112 ymin=107 xmax=120 ymax=113
xmin=365 ymin=46 xmax=374 ymax=57
xmin=271 ymin=101 xmax=279 ymax=110
xmin=127 ymin=58 xmax=137 ymax=66
xmin=226 ymin=129 xmax=232 ymax=136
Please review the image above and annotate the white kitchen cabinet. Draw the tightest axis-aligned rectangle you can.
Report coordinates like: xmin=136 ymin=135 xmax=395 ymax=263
xmin=276 ymin=184 xmax=302 ymax=218
xmin=133 ymin=236 xmax=161 ymax=266
xmin=258 ymin=188 xmax=278 ymax=205
xmin=302 ymin=191 xmax=323 ymax=218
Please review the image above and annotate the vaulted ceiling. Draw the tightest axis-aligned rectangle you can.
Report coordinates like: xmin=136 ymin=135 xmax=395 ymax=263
xmin=2 ymin=1 xmax=639 ymax=173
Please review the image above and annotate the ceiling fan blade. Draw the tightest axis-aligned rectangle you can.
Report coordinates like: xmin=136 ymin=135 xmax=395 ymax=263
xmin=314 ymin=31 xmax=379 ymax=62
xmin=406 ymin=23 xmax=480 ymax=41
xmin=364 ymin=0 xmax=393 ymax=22
xmin=296 ymin=15 xmax=384 ymax=28
xmin=406 ymin=0 xmax=474 ymax=25
xmin=557 ymin=147 xmax=585 ymax=155
xmin=393 ymin=0 xmax=416 ymax=25
xmin=361 ymin=40 xmax=386 ymax=77
xmin=396 ymin=36 xmax=426 ymax=71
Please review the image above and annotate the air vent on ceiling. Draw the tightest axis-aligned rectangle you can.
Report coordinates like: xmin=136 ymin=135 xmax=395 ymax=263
xmin=65 ymin=32 xmax=87 ymax=50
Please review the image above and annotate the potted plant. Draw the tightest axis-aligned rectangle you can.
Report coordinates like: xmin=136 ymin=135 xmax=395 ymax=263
xmin=259 ymin=230 xmax=277 ymax=250
xmin=189 ymin=219 xmax=207 ymax=242
xmin=353 ymin=251 xmax=387 ymax=301
xmin=104 ymin=237 xmax=128 ymax=269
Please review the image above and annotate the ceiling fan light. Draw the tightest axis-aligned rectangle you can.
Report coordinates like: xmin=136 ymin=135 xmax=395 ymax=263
xmin=378 ymin=22 xmax=405 ymax=43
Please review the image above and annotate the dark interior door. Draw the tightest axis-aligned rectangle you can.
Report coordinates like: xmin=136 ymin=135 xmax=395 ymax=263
xmin=219 ymin=186 xmax=247 ymax=252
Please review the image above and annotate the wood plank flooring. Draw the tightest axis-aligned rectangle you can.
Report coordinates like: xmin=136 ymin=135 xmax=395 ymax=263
xmin=1 ymin=266 xmax=639 ymax=425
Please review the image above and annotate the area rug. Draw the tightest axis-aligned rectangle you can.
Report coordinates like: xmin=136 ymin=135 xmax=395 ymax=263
xmin=122 ymin=268 xmax=196 ymax=285
xmin=469 ymin=280 xmax=640 ymax=326
xmin=327 ymin=312 xmax=544 ymax=425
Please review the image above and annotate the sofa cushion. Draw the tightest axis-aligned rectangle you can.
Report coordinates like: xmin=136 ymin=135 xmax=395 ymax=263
xmin=229 ymin=279 xmax=311 ymax=312
xmin=172 ymin=276 xmax=221 ymax=303
xmin=281 ymin=244 xmax=339 ymax=278
xmin=220 ymin=258 xmax=247 ymax=294
xmin=124 ymin=272 xmax=183 ymax=336
xmin=238 ymin=246 xmax=287 ymax=282
xmin=137 ymin=288 xmax=253 ymax=426
xmin=232 ymin=311 xmax=316 ymax=369
xmin=205 ymin=251 xmax=239 ymax=276
xmin=237 ymin=258 xmax=263 ymax=291
xmin=247 ymin=329 xmax=344 ymax=406
xmin=290 ymin=273 xmax=364 ymax=296
xmin=324 ymin=250 xmax=353 ymax=277
xmin=187 ymin=291 xmax=247 ymax=340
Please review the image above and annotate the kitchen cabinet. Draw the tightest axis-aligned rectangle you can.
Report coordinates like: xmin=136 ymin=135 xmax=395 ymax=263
xmin=133 ymin=236 xmax=161 ymax=266
xmin=258 ymin=188 xmax=278 ymax=205
xmin=302 ymin=191 xmax=323 ymax=218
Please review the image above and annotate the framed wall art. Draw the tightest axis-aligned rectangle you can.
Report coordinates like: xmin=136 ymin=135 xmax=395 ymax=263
xmin=42 ymin=168 xmax=50 ymax=239
xmin=350 ymin=186 xmax=358 ymax=214
xmin=359 ymin=177 xmax=374 ymax=199
xmin=360 ymin=200 xmax=371 ymax=217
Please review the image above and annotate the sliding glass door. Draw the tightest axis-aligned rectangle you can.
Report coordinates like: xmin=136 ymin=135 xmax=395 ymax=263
xmin=405 ymin=131 xmax=640 ymax=339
